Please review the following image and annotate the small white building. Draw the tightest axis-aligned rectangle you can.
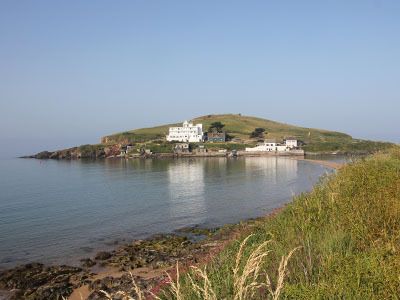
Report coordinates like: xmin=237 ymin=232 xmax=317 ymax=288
xmin=166 ymin=121 xmax=204 ymax=143
xmin=246 ymin=138 xmax=301 ymax=152
xmin=174 ymin=143 xmax=190 ymax=153
xmin=284 ymin=137 xmax=298 ymax=149
xmin=246 ymin=139 xmax=290 ymax=152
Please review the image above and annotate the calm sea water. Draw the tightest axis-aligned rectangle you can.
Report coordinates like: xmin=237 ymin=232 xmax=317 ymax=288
xmin=0 ymin=157 xmax=331 ymax=268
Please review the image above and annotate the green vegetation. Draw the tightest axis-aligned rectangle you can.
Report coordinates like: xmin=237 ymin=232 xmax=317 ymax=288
xmin=103 ymin=114 xmax=353 ymax=145
xmin=196 ymin=142 xmax=251 ymax=151
xmin=162 ymin=147 xmax=400 ymax=299
xmin=101 ymin=114 xmax=394 ymax=153
xmin=146 ymin=142 xmax=174 ymax=154
xmin=250 ymin=127 xmax=266 ymax=138
xmin=208 ymin=121 xmax=226 ymax=133
xmin=78 ymin=144 xmax=105 ymax=158
xmin=102 ymin=131 xmax=166 ymax=144
xmin=142 ymin=142 xmax=251 ymax=153
xmin=303 ymin=139 xmax=394 ymax=154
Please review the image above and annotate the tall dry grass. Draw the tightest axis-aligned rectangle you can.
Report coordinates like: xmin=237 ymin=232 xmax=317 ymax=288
xmin=232 ymin=235 xmax=271 ymax=300
xmin=94 ymin=234 xmax=299 ymax=300
xmin=159 ymin=235 xmax=299 ymax=300
xmin=98 ymin=272 xmax=145 ymax=300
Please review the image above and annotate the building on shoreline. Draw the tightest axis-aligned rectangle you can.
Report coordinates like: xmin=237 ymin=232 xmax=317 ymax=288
xmin=173 ymin=143 xmax=190 ymax=153
xmin=166 ymin=121 xmax=204 ymax=142
xmin=195 ymin=145 xmax=207 ymax=153
xmin=207 ymin=131 xmax=226 ymax=142
xmin=245 ymin=138 xmax=300 ymax=152
xmin=284 ymin=137 xmax=299 ymax=149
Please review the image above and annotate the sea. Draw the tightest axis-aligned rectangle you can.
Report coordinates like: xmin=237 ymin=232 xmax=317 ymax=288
xmin=0 ymin=156 xmax=333 ymax=269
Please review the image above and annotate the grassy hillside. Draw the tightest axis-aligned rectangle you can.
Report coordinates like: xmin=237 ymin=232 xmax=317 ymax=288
xmin=102 ymin=113 xmax=351 ymax=144
xmin=160 ymin=147 xmax=400 ymax=299
xmin=101 ymin=114 xmax=392 ymax=153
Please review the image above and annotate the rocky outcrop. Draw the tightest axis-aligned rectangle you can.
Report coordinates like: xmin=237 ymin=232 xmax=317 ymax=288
xmin=33 ymin=151 xmax=53 ymax=159
xmin=94 ymin=252 xmax=112 ymax=261
xmin=0 ymin=230 xmax=218 ymax=300
xmin=100 ymin=234 xmax=193 ymax=271
xmin=0 ymin=263 xmax=83 ymax=300
xmin=25 ymin=144 xmax=123 ymax=160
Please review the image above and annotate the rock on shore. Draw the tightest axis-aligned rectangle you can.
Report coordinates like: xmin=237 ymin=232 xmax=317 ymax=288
xmin=0 ymin=230 xmax=220 ymax=300
xmin=0 ymin=263 xmax=84 ymax=300
xmin=24 ymin=144 xmax=122 ymax=160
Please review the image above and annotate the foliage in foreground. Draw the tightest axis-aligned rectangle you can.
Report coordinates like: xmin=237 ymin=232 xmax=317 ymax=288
xmin=161 ymin=147 xmax=400 ymax=299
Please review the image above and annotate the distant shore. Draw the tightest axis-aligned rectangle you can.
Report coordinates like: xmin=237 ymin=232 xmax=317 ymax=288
xmin=22 ymin=145 xmax=376 ymax=160
xmin=24 ymin=149 xmax=334 ymax=160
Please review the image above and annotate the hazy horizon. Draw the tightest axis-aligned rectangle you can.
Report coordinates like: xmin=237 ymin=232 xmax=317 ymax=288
xmin=1 ymin=1 xmax=399 ymax=158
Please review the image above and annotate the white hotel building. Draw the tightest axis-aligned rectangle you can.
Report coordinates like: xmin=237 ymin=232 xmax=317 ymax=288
xmin=166 ymin=121 xmax=204 ymax=143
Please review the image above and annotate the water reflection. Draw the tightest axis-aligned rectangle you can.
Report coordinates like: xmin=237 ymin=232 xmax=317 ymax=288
xmin=244 ymin=157 xmax=298 ymax=184
xmin=277 ymin=158 xmax=298 ymax=182
xmin=167 ymin=159 xmax=206 ymax=226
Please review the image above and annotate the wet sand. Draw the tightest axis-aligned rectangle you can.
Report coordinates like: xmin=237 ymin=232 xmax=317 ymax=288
xmin=295 ymin=157 xmax=344 ymax=169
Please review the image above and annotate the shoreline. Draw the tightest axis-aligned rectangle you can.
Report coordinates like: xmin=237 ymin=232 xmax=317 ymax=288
xmin=21 ymin=150 xmax=352 ymax=162
xmin=292 ymin=157 xmax=344 ymax=169
xmin=0 ymin=159 xmax=343 ymax=300
xmin=22 ymin=150 xmax=306 ymax=160
xmin=0 ymin=220 xmax=274 ymax=300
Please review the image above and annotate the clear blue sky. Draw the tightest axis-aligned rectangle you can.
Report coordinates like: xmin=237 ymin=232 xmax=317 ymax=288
xmin=0 ymin=0 xmax=399 ymax=157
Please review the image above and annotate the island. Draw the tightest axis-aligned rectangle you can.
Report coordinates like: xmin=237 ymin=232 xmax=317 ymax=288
xmin=25 ymin=114 xmax=393 ymax=159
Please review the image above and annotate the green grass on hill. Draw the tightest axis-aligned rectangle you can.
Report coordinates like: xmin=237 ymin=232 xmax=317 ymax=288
xmin=101 ymin=114 xmax=393 ymax=153
xmin=162 ymin=147 xmax=400 ymax=299
xmin=101 ymin=113 xmax=351 ymax=144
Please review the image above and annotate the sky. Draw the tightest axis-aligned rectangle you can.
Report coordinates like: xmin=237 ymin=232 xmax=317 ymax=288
xmin=0 ymin=0 xmax=399 ymax=157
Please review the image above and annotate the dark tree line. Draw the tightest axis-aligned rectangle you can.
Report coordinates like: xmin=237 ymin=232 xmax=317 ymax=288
xmin=250 ymin=128 xmax=266 ymax=138
xmin=208 ymin=122 xmax=225 ymax=133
